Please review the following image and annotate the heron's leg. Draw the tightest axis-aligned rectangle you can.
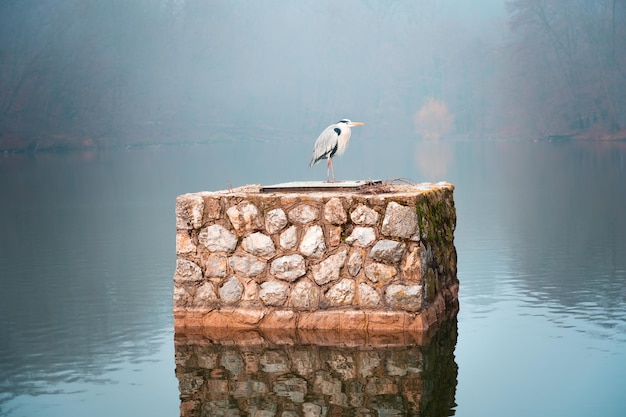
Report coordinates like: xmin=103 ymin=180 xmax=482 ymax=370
xmin=326 ymin=158 xmax=334 ymax=182
xmin=328 ymin=158 xmax=335 ymax=183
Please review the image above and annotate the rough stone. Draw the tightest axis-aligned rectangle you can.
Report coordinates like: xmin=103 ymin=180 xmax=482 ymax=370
xmin=290 ymin=279 xmax=319 ymax=309
xmin=199 ymin=308 xmax=266 ymax=328
xmin=220 ymin=277 xmax=244 ymax=304
xmin=173 ymin=285 xmax=189 ymax=305
xmin=226 ymin=201 xmax=263 ymax=232
xmin=265 ymin=208 xmax=288 ymax=234
xmin=279 ymin=225 xmax=298 ymax=250
xmin=325 ymin=278 xmax=355 ymax=307
xmin=327 ymin=225 xmax=342 ymax=247
xmin=345 ymin=227 xmax=376 ymax=247
xmin=358 ymin=283 xmax=381 ymax=307
xmin=173 ymin=259 xmax=203 ymax=283
xmin=260 ymin=310 xmax=298 ymax=330
xmin=299 ymin=225 xmax=326 ymax=258
xmin=324 ymin=197 xmax=347 ymax=224
xmin=311 ymin=249 xmax=348 ymax=286
xmin=297 ymin=311 xmax=344 ymax=330
xmin=401 ymin=244 xmax=423 ymax=281
xmin=204 ymin=254 xmax=228 ymax=278
xmin=347 ymin=249 xmax=365 ymax=276
xmin=364 ymin=262 xmax=397 ymax=284
xmin=270 ymin=254 xmax=306 ymax=282
xmin=288 ymin=204 xmax=319 ymax=224
xmin=228 ymin=253 xmax=266 ymax=277
xmin=350 ymin=204 xmax=379 ymax=225
xmin=175 ymin=231 xmax=196 ymax=255
xmin=195 ymin=282 xmax=218 ymax=302
xmin=369 ymin=240 xmax=406 ymax=264
xmin=241 ymin=232 xmax=276 ymax=258
xmin=259 ymin=281 xmax=289 ymax=306
xmin=384 ymin=284 xmax=423 ymax=312
xmin=175 ymin=193 xmax=204 ymax=230
xmin=202 ymin=195 xmax=222 ymax=221
xmin=242 ymin=279 xmax=259 ymax=301
xmin=199 ymin=224 xmax=238 ymax=252
xmin=382 ymin=201 xmax=419 ymax=240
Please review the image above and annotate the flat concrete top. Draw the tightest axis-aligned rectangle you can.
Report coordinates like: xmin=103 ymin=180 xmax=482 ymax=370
xmin=260 ymin=180 xmax=382 ymax=193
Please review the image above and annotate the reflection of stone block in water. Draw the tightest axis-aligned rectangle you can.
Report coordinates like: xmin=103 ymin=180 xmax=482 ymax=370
xmin=174 ymin=320 xmax=458 ymax=416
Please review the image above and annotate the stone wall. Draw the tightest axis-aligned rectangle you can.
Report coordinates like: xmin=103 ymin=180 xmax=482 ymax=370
xmin=174 ymin=182 xmax=458 ymax=333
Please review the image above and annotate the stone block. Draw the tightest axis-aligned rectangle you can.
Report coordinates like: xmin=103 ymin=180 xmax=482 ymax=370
xmin=325 ymin=278 xmax=355 ymax=307
xmin=299 ymin=225 xmax=326 ymax=258
xmin=175 ymin=193 xmax=204 ymax=230
xmin=288 ymin=204 xmax=319 ymax=224
xmin=401 ymin=243 xmax=424 ymax=281
xmin=220 ymin=277 xmax=243 ymax=304
xmin=195 ymin=282 xmax=218 ymax=303
xmin=198 ymin=224 xmax=237 ymax=252
xmin=259 ymin=309 xmax=298 ymax=330
xmin=202 ymin=308 xmax=266 ymax=328
xmin=338 ymin=310 xmax=367 ymax=331
xmin=327 ymin=225 xmax=342 ymax=247
xmin=241 ymin=278 xmax=259 ymax=301
xmin=228 ymin=253 xmax=265 ymax=278
xmin=358 ymin=283 xmax=381 ymax=307
xmin=298 ymin=311 xmax=343 ymax=330
xmin=265 ymin=208 xmax=288 ymax=234
xmin=350 ymin=204 xmax=379 ymax=225
xmin=384 ymin=284 xmax=423 ymax=312
xmin=241 ymin=232 xmax=275 ymax=258
xmin=364 ymin=262 xmax=397 ymax=284
xmin=367 ymin=311 xmax=408 ymax=332
xmin=382 ymin=201 xmax=419 ymax=240
xmin=259 ymin=281 xmax=289 ymax=306
xmin=346 ymin=227 xmax=376 ymax=247
xmin=201 ymin=195 xmax=222 ymax=221
xmin=324 ymin=197 xmax=347 ymax=224
xmin=290 ymin=279 xmax=319 ymax=309
xmin=279 ymin=225 xmax=298 ymax=249
xmin=369 ymin=239 xmax=406 ymax=264
xmin=270 ymin=254 xmax=306 ymax=282
xmin=174 ymin=259 xmax=203 ymax=283
xmin=226 ymin=201 xmax=263 ymax=232
xmin=311 ymin=249 xmax=347 ymax=285
xmin=347 ymin=249 xmax=365 ymax=276
xmin=203 ymin=253 xmax=228 ymax=278
xmin=174 ymin=182 xmax=458 ymax=335
xmin=176 ymin=231 xmax=196 ymax=255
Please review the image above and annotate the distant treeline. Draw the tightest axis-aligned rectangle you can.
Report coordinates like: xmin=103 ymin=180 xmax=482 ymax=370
xmin=1 ymin=0 xmax=625 ymax=152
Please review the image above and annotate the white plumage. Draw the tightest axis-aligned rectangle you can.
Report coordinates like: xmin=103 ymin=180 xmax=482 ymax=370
xmin=309 ymin=119 xmax=364 ymax=182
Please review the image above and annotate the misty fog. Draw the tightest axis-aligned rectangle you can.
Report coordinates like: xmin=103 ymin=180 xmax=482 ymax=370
xmin=1 ymin=0 xmax=625 ymax=151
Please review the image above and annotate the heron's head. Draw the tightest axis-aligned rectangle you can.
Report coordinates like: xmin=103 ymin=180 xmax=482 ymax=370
xmin=338 ymin=119 xmax=364 ymax=127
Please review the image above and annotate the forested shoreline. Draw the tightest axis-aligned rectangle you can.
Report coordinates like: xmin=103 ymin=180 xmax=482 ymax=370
xmin=1 ymin=1 xmax=625 ymax=153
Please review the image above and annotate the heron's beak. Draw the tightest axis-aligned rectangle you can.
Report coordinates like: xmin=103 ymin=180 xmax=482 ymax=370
xmin=349 ymin=122 xmax=364 ymax=127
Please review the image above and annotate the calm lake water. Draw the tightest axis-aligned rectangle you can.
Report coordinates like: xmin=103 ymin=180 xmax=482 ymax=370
xmin=1 ymin=138 xmax=625 ymax=416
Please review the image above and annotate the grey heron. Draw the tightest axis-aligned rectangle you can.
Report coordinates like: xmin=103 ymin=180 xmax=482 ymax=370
xmin=309 ymin=119 xmax=364 ymax=182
